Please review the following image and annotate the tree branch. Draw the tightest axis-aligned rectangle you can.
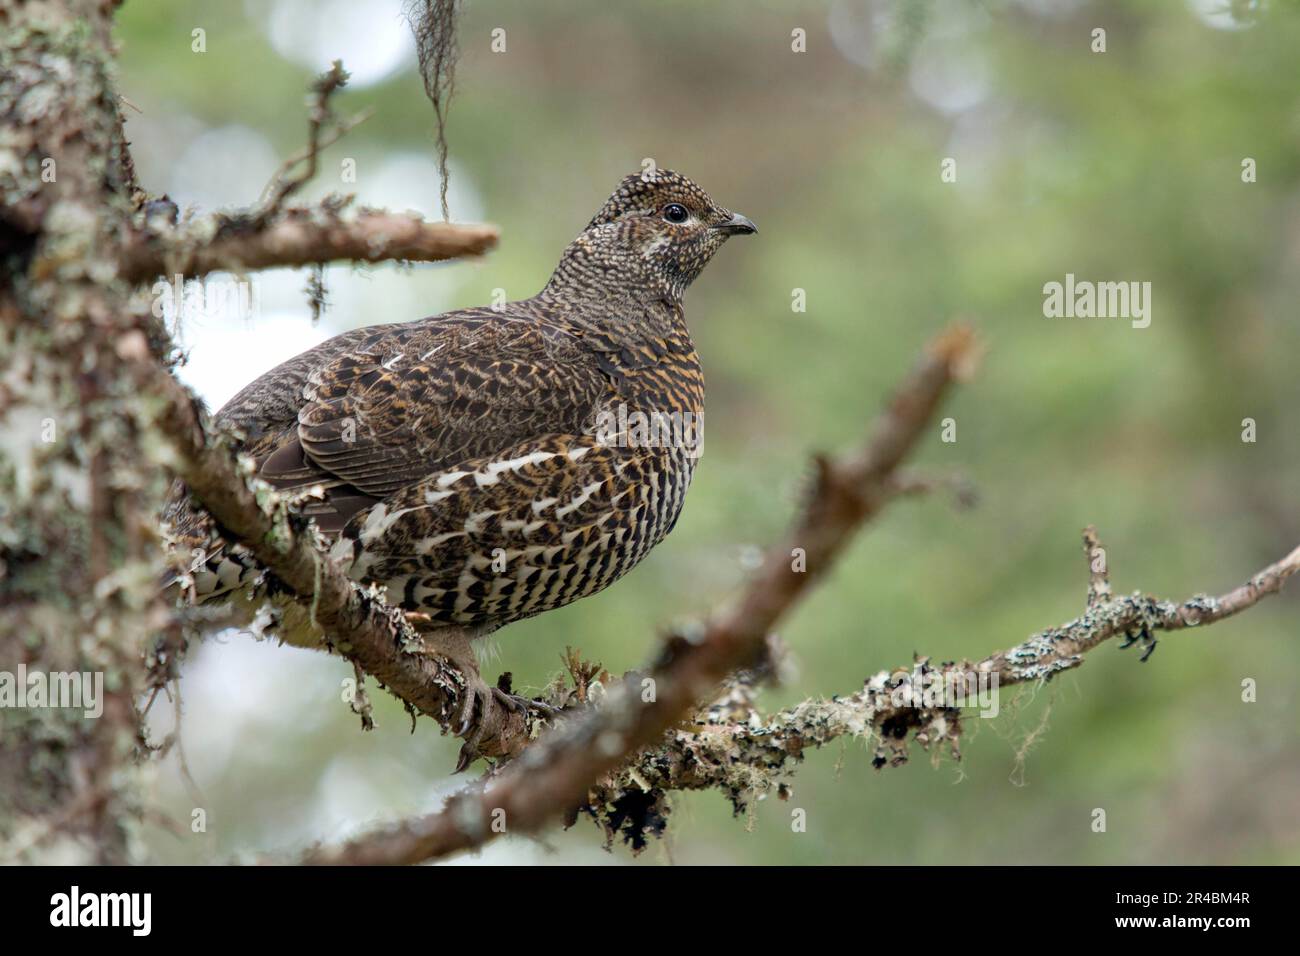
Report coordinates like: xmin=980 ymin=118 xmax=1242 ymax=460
xmin=580 ymin=529 xmax=1300 ymax=844
xmin=120 ymin=206 xmax=498 ymax=283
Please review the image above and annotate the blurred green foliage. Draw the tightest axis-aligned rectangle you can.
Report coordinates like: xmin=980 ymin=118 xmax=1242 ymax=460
xmin=117 ymin=0 xmax=1299 ymax=864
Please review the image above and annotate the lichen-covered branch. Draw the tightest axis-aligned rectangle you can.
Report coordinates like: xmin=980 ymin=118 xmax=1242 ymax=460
xmin=120 ymin=205 xmax=498 ymax=283
xmin=582 ymin=529 xmax=1300 ymax=847
xmin=299 ymin=325 xmax=978 ymax=865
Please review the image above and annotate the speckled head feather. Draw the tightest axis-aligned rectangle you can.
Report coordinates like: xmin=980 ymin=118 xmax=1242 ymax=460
xmin=585 ymin=169 xmax=723 ymax=227
xmin=546 ymin=169 xmax=757 ymax=303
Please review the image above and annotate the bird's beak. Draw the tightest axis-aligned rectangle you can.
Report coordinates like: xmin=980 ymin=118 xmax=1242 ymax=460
xmin=717 ymin=212 xmax=758 ymax=236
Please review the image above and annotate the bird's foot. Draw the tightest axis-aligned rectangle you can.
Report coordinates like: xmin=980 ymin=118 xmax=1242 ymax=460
xmin=1118 ymin=622 xmax=1158 ymax=662
xmin=452 ymin=681 xmax=561 ymax=774
xmin=491 ymin=672 xmax=562 ymax=720
xmin=404 ymin=624 xmax=559 ymax=772
xmin=451 ymin=675 xmax=506 ymax=773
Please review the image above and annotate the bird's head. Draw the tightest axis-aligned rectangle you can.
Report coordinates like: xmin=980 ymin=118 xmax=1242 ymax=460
xmin=549 ymin=169 xmax=756 ymax=303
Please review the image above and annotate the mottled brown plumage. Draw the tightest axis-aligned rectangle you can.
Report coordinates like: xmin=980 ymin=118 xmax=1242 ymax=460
xmin=167 ymin=169 xmax=755 ymax=751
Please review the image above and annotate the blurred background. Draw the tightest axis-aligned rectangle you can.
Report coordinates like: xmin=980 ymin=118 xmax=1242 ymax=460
xmin=117 ymin=0 xmax=1300 ymax=864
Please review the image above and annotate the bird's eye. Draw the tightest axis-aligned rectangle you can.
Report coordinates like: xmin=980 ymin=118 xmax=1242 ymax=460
xmin=662 ymin=203 xmax=689 ymax=224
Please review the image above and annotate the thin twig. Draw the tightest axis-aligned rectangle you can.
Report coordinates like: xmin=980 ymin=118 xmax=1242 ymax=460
xmin=257 ymin=61 xmax=362 ymax=222
xmin=1083 ymin=524 xmax=1111 ymax=607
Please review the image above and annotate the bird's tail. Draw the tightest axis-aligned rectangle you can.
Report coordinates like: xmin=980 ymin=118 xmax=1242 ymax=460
xmin=159 ymin=486 xmax=264 ymax=602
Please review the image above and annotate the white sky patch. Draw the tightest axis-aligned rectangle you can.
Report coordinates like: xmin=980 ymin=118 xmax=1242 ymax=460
xmin=906 ymin=4 xmax=992 ymax=116
xmin=908 ymin=35 xmax=990 ymax=115
xmin=1186 ymin=0 xmax=1256 ymax=31
xmin=173 ymin=306 xmax=332 ymax=410
xmin=1012 ymin=0 xmax=1087 ymax=18
xmin=359 ymin=153 xmax=486 ymax=225
xmin=169 ymin=125 xmax=279 ymax=211
xmin=262 ymin=0 xmax=414 ymax=88
xmin=145 ymin=637 xmax=337 ymax=783
xmin=828 ymin=0 xmax=990 ymax=115
xmin=826 ymin=0 xmax=885 ymax=71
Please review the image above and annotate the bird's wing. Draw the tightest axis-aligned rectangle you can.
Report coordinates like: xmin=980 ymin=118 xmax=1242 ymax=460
xmin=250 ymin=311 xmax=615 ymax=532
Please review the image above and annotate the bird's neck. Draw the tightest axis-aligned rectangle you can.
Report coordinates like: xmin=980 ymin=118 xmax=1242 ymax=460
xmin=539 ymin=232 xmax=683 ymax=314
xmin=529 ymin=241 xmax=699 ymax=412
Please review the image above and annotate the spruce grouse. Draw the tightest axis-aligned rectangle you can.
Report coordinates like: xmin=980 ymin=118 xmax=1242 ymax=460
xmin=167 ymin=170 xmax=756 ymax=749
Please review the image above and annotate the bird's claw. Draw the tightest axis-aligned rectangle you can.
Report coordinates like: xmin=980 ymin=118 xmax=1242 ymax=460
xmin=452 ymin=679 xmax=562 ymax=773
xmin=1119 ymin=623 xmax=1158 ymax=662
xmin=493 ymin=687 xmax=561 ymax=719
